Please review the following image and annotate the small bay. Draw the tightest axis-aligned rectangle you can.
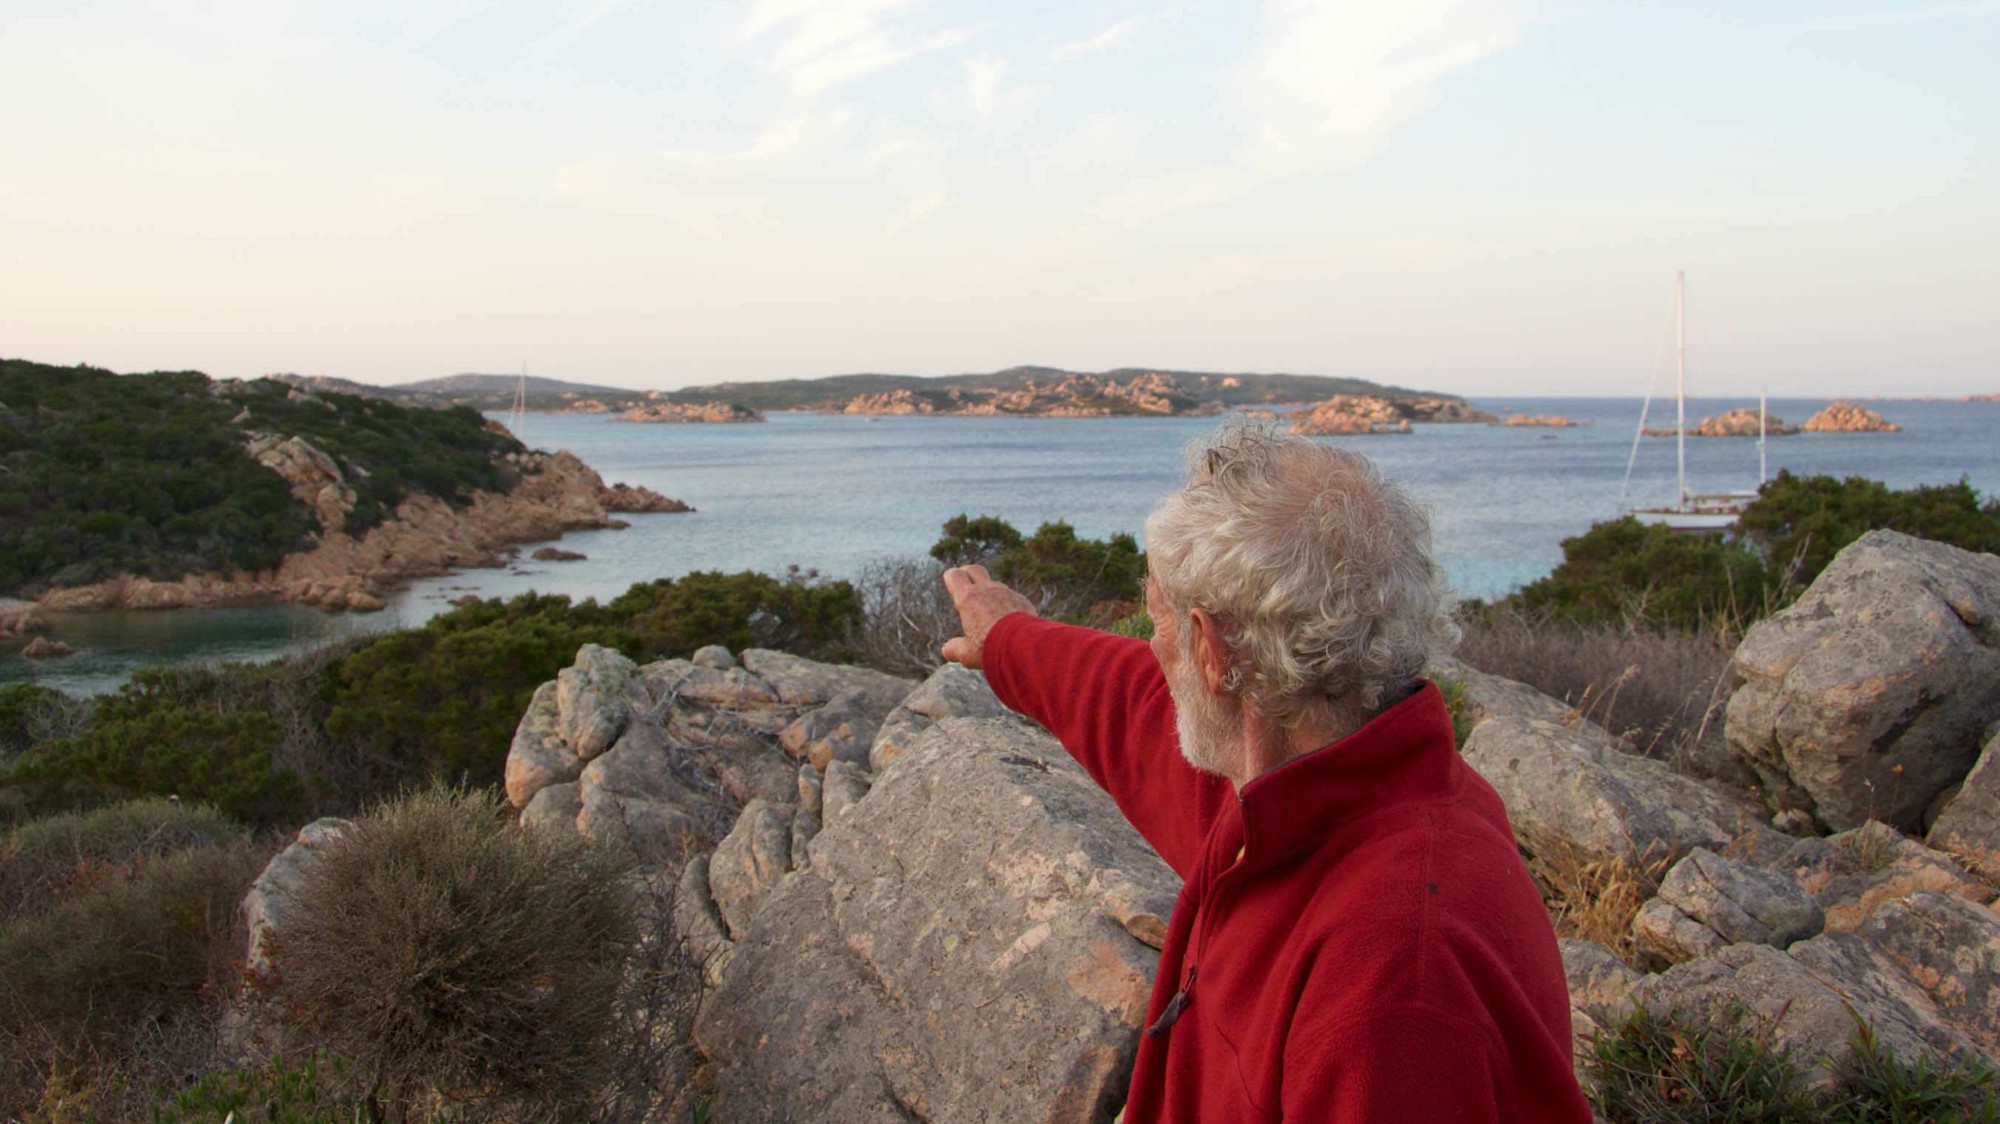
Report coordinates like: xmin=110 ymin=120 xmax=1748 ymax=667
xmin=11 ymin=396 xmax=1996 ymax=695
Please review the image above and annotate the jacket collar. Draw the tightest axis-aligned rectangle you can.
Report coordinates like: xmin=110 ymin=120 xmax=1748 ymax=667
xmin=1220 ymin=680 xmax=1461 ymax=877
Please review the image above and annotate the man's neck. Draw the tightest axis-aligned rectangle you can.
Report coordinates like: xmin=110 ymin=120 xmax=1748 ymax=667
xmin=1230 ymin=711 xmax=1359 ymax=789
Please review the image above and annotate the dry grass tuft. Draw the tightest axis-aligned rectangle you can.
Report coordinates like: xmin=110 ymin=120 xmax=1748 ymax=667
xmin=1518 ymin=828 xmax=1669 ymax=963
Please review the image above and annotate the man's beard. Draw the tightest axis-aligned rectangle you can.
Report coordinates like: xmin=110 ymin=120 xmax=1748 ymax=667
xmin=1167 ymin=652 xmax=1237 ymax=777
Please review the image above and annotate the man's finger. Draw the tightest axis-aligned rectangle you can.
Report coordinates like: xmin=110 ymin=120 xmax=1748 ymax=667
xmin=961 ymin=564 xmax=991 ymax=584
xmin=941 ymin=636 xmax=976 ymax=667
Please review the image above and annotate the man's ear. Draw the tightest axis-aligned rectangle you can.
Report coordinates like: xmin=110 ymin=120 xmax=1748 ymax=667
xmin=1186 ymin=608 xmax=1233 ymax=696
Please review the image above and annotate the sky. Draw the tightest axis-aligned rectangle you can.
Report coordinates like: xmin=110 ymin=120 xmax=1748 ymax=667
xmin=2 ymin=0 xmax=1995 ymax=397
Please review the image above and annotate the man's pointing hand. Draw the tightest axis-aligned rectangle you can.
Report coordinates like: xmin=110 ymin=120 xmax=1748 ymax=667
xmin=940 ymin=565 xmax=1038 ymax=670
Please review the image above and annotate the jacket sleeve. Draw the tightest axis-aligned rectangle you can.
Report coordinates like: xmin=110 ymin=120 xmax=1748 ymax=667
xmin=1282 ymin=1004 xmax=1505 ymax=1123
xmin=980 ymin=613 xmax=1228 ymax=878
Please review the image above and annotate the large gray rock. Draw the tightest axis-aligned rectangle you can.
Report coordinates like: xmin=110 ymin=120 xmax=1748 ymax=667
xmin=1662 ymin=848 xmax=1824 ymax=948
xmin=1726 ymin=530 xmax=2000 ymax=833
xmin=869 ymin=663 xmax=1013 ymax=772
xmin=1813 ymin=890 xmax=2000 ymax=1060
xmin=520 ymin=781 xmax=582 ymax=834
xmin=694 ymin=718 xmax=1179 ymax=1123
xmin=504 ymin=681 xmax=581 ymax=809
xmin=1930 ymin=726 xmax=2000 ymax=880
xmin=1442 ymin=659 xmax=1778 ymax=866
xmin=242 ymin=818 xmax=351 ymax=980
xmin=1780 ymin=820 xmax=1996 ymax=933
xmin=1461 ymin=710 xmax=1774 ymax=867
xmin=576 ymin=722 xmax=710 ymax=866
xmin=707 ymin=798 xmax=796 ymax=940
xmin=1560 ymin=939 xmax=1642 ymax=1046
xmin=781 ymin=686 xmax=892 ymax=771
xmin=739 ymin=648 xmax=913 ymax=710
xmin=1632 ymin=940 xmax=1971 ymax=1080
xmin=556 ymin=644 xmax=641 ymax=759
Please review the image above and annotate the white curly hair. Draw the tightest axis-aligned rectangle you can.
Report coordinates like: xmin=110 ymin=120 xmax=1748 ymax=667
xmin=1144 ymin=422 xmax=1459 ymax=728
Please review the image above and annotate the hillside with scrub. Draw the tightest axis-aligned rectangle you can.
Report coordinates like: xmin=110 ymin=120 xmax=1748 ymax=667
xmin=3 ymin=484 xmax=2000 ymax=1120
xmin=0 ymin=358 xmax=685 ymax=617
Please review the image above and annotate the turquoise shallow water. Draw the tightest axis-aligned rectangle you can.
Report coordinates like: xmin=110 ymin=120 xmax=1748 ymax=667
xmin=9 ymin=396 xmax=1996 ymax=695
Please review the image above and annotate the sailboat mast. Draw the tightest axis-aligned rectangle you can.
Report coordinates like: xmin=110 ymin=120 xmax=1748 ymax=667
xmin=1675 ymin=271 xmax=1687 ymax=508
xmin=1759 ymin=385 xmax=1768 ymax=486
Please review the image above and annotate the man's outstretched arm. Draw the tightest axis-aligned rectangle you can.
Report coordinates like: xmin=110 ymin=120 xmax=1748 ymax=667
xmin=941 ymin=566 xmax=1226 ymax=877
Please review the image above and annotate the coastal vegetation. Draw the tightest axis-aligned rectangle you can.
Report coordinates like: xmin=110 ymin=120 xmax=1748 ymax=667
xmin=0 ymin=359 xmax=522 ymax=595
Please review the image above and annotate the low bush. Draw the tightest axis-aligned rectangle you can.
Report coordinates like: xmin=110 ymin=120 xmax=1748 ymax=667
xmin=275 ymin=785 xmax=637 ymax=1119
xmin=1 ymin=797 xmax=243 ymax=922
xmin=853 ymin=555 xmax=964 ymax=677
xmin=152 ymin=1053 xmax=363 ymax=1124
xmin=1585 ymin=1002 xmax=1999 ymax=1122
xmin=0 ymin=834 xmax=270 ymax=1119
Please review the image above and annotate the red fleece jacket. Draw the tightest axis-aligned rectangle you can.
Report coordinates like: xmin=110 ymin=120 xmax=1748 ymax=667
xmin=982 ymin=614 xmax=1593 ymax=1123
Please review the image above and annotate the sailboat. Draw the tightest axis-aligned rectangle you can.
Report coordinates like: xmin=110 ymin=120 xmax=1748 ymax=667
xmin=1623 ymin=272 xmax=1767 ymax=532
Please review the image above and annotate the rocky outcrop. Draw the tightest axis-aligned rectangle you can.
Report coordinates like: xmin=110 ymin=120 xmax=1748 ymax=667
xmin=34 ymin=447 xmax=689 ymax=614
xmin=1725 ymin=530 xmax=2000 ymax=832
xmin=1690 ymin=408 xmax=1797 ymax=437
xmin=693 ymin=718 xmax=1176 ymax=1123
xmin=869 ymin=663 xmax=1011 ymax=772
xmin=614 ymin=401 xmax=764 ymax=424
xmin=504 ymin=645 xmax=914 ymax=869
xmin=1408 ymin=396 xmax=1499 ymax=424
xmin=599 ymin=481 xmax=690 ymax=513
xmin=1803 ymin=401 xmax=1901 ymax=432
xmin=0 ymin=599 xmax=47 ymax=639
xmin=1781 ymin=820 xmax=1996 ymax=932
xmin=241 ymin=817 xmax=351 ymax=981
xmin=19 ymin=636 xmax=72 ymax=659
xmin=1289 ymin=395 xmax=1412 ymax=435
xmin=1504 ymin=414 xmax=1578 ymax=428
xmin=1930 ymin=727 xmax=2000 ymax=879
xmin=1632 ymin=848 xmax=1823 ymax=966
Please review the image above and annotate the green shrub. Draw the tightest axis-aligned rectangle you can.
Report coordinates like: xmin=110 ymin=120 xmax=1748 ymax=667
xmin=930 ymin=514 xmax=1146 ymax=617
xmin=275 ymin=785 xmax=637 ymax=1119
xmin=1737 ymin=470 xmax=2000 ymax=591
xmin=1511 ymin=517 xmax=1774 ymax=632
xmin=1585 ymin=1003 xmax=1999 ymax=1123
xmin=1513 ymin=474 xmax=2000 ymax=635
xmin=0 ymin=837 xmax=268 ymax=1049
xmin=8 ymin=665 xmax=315 ymax=827
xmin=2 ymin=798 xmax=244 ymax=922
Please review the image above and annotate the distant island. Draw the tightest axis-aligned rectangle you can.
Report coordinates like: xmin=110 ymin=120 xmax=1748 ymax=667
xmin=1643 ymin=402 xmax=1901 ymax=438
xmin=614 ymin=401 xmax=765 ymax=424
xmin=277 ymin=366 xmax=1486 ymax=421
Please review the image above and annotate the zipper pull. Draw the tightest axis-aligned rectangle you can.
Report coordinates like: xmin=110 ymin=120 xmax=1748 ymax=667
xmin=1144 ymin=965 xmax=1197 ymax=1037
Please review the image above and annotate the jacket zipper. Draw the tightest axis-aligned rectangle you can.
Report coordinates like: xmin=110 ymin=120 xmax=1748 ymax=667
xmin=1145 ymin=818 xmax=1247 ymax=1038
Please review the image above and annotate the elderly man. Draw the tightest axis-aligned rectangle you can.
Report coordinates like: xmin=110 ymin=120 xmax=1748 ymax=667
xmin=942 ymin=425 xmax=1591 ymax=1122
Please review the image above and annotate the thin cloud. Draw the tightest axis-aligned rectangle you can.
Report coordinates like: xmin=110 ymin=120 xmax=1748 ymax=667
xmin=1049 ymin=15 xmax=1145 ymax=64
xmin=739 ymin=0 xmax=981 ymax=97
xmin=1095 ymin=0 xmax=1538 ymax=224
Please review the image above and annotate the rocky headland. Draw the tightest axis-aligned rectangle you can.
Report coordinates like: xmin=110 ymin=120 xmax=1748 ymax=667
xmin=1804 ymin=401 xmax=1902 ymax=433
xmin=237 ymin=528 xmax=2000 ymax=1120
xmin=615 ymin=401 xmax=765 ymax=424
xmin=34 ymin=442 xmax=689 ymax=615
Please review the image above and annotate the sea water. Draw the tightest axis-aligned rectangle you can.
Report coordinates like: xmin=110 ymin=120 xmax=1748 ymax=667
xmin=11 ymin=397 xmax=1996 ymax=695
